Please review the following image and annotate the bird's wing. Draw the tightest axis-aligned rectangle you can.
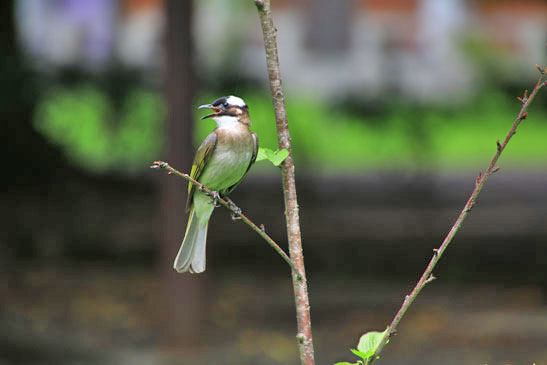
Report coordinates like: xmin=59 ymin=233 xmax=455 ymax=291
xmin=249 ymin=132 xmax=259 ymax=167
xmin=186 ymin=131 xmax=218 ymax=212
xmin=226 ymin=132 xmax=259 ymax=195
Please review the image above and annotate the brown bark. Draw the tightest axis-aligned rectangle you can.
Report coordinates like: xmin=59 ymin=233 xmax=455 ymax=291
xmin=254 ymin=1 xmax=315 ymax=364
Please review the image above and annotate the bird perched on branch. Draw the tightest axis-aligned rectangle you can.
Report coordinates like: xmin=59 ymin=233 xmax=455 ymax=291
xmin=174 ymin=96 xmax=258 ymax=273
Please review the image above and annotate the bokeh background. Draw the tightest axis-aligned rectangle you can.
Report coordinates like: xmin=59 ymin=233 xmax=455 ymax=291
xmin=2 ymin=0 xmax=546 ymax=364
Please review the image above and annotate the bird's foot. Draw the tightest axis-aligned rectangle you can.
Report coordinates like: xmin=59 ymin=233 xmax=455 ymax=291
xmin=210 ymin=191 xmax=222 ymax=207
xmin=225 ymin=197 xmax=242 ymax=220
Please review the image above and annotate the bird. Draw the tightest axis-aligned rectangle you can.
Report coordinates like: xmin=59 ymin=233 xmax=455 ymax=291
xmin=173 ymin=96 xmax=259 ymax=273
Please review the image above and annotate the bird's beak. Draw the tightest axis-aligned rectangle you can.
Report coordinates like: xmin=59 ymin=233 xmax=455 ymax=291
xmin=198 ymin=104 xmax=221 ymax=120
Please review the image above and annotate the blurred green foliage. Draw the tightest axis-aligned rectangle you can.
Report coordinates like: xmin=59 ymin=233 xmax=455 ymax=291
xmin=198 ymin=90 xmax=547 ymax=172
xmin=34 ymin=84 xmax=547 ymax=174
xmin=34 ymin=84 xmax=165 ymax=173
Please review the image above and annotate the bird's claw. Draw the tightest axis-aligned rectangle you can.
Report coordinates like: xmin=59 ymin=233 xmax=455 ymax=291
xmin=210 ymin=191 xmax=222 ymax=207
xmin=225 ymin=197 xmax=242 ymax=220
xmin=230 ymin=205 xmax=242 ymax=220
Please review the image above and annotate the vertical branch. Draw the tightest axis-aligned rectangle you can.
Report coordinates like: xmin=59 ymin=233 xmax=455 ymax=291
xmin=254 ymin=1 xmax=315 ymax=364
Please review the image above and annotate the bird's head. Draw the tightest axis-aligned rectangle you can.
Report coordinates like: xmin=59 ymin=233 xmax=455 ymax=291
xmin=198 ymin=96 xmax=251 ymax=127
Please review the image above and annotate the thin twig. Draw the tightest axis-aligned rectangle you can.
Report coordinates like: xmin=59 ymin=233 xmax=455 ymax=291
xmin=150 ymin=160 xmax=303 ymax=280
xmin=370 ymin=70 xmax=546 ymax=363
xmin=254 ymin=1 xmax=315 ymax=364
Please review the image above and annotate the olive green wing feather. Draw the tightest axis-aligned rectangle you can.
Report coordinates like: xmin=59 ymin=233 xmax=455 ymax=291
xmin=226 ymin=132 xmax=259 ymax=195
xmin=249 ymin=132 xmax=259 ymax=168
xmin=186 ymin=131 xmax=218 ymax=212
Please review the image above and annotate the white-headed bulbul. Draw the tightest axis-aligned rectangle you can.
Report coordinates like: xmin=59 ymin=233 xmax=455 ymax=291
xmin=173 ymin=96 xmax=258 ymax=273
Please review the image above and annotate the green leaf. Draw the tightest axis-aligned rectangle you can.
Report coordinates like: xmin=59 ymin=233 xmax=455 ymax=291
xmin=256 ymin=147 xmax=289 ymax=166
xmin=350 ymin=348 xmax=370 ymax=362
xmin=356 ymin=327 xmax=389 ymax=361
xmin=256 ymin=147 xmax=269 ymax=162
xmin=269 ymin=148 xmax=289 ymax=166
xmin=335 ymin=327 xmax=389 ymax=365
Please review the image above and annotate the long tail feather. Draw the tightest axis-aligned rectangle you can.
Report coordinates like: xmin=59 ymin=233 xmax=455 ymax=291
xmin=173 ymin=209 xmax=208 ymax=273
xmin=189 ymin=222 xmax=208 ymax=273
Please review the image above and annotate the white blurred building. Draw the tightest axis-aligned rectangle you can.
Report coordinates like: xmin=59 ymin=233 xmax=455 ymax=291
xmin=15 ymin=0 xmax=547 ymax=101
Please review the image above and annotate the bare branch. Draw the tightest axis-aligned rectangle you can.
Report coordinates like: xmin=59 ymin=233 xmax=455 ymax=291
xmin=150 ymin=161 xmax=303 ymax=280
xmin=254 ymin=0 xmax=315 ymax=364
xmin=370 ymin=69 xmax=546 ymax=363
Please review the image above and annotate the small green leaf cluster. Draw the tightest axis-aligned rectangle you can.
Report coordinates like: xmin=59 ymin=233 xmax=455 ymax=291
xmin=256 ymin=147 xmax=289 ymax=166
xmin=334 ymin=327 xmax=388 ymax=365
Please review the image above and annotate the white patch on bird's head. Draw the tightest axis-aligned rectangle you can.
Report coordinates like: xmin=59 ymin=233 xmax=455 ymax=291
xmin=226 ymin=96 xmax=246 ymax=108
xmin=213 ymin=114 xmax=240 ymax=129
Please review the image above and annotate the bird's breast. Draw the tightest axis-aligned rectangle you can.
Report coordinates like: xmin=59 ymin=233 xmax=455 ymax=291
xmin=198 ymin=126 xmax=254 ymax=191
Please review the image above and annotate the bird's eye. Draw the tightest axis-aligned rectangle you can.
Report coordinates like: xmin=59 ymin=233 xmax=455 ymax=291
xmin=223 ymin=102 xmax=229 ymax=108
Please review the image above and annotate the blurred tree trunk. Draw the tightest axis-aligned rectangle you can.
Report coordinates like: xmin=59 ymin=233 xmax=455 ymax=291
xmin=159 ymin=0 xmax=201 ymax=345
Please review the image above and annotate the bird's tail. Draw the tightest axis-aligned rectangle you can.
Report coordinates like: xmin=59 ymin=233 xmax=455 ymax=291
xmin=173 ymin=209 xmax=209 ymax=273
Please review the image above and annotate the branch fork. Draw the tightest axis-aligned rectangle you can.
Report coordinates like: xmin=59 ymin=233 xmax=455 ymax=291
xmin=150 ymin=160 xmax=303 ymax=280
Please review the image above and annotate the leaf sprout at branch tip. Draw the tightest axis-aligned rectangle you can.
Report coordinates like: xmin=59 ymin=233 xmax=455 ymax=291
xmin=335 ymin=327 xmax=389 ymax=365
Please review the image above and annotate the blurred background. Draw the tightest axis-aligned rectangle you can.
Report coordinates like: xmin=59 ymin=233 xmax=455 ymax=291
xmin=1 ymin=0 xmax=546 ymax=364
